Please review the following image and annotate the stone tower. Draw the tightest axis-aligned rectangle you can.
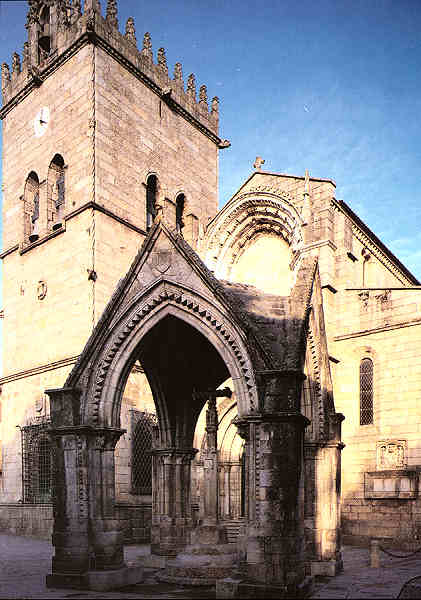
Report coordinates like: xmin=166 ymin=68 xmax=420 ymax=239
xmin=0 ymin=0 xmax=227 ymax=505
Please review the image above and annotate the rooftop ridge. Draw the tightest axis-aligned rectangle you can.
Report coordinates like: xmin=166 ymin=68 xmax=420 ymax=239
xmin=0 ymin=0 xmax=223 ymax=143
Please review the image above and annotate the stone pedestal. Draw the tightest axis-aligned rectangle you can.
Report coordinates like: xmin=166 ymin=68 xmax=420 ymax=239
xmin=150 ymin=447 xmax=197 ymax=556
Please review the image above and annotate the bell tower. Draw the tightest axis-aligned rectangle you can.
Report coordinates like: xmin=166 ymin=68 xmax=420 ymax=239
xmin=0 ymin=0 xmax=228 ymax=503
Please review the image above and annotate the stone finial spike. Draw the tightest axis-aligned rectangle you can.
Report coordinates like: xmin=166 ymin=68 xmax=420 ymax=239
xmin=12 ymin=53 xmax=21 ymax=76
xmin=84 ymin=0 xmax=101 ymax=13
xmin=199 ymin=85 xmax=208 ymax=110
xmin=106 ymin=0 xmax=118 ymax=28
xmin=73 ymin=0 xmax=82 ymax=16
xmin=125 ymin=17 xmax=137 ymax=45
xmin=211 ymin=96 xmax=219 ymax=114
xmin=304 ymin=169 xmax=310 ymax=196
xmin=57 ymin=1 xmax=69 ymax=31
xmin=157 ymin=48 xmax=168 ymax=74
xmin=187 ymin=73 xmax=196 ymax=101
xmin=23 ymin=42 xmax=29 ymax=64
xmin=1 ymin=63 xmax=10 ymax=91
xmin=173 ymin=62 xmax=183 ymax=84
xmin=142 ymin=32 xmax=153 ymax=60
xmin=26 ymin=1 xmax=38 ymax=28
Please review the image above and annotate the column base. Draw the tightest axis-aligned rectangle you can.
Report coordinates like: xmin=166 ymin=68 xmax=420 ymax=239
xmin=311 ymin=558 xmax=342 ymax=577
xmin=215 ymin=576 xmax=315 ymax=599
xmin=191 ymin=523 xmax=228 ymax=545
xmin=157 ymin=543 xmax=238 ymax=586
xmin=46 ymin=566 xmax=143 ymax=592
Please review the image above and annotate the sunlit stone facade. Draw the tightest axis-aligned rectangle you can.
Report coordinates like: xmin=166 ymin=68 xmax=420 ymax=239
xmin=0 ymin=0 xmax=420 ymax=595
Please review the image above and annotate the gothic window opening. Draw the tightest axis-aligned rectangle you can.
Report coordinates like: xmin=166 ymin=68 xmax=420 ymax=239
xmin=38 ymin=6 xmax=51 ymax=63
xmin=360 ymin=358 xmax=374 ymax=425
xmin=21 ymin=421 xmax=52 ymax=504
xmin=24 ymin=172 xmax=40 ymax=243
xmin=146 ymin=175 xmax=158 ymax=231
xmin=176 ymin=193 xmax=185 ymax=233
xmin=131 ymin=411 xmax=157 ymax=495
xmin=48 ymin=154 xmax=65 ymax=230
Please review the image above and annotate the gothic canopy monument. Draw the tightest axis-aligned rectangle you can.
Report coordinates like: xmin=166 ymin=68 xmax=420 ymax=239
xmin=1 ymin=0 xmax=421 ymax=597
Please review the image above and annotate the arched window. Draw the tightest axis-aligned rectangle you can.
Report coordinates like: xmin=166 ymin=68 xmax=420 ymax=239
xmin=175 ymin=193 xmax=185 ymax=233
xmin=360 ymin=358 xmax=373 ymax=425
xmin=24 ymin=172 xmax=40 ymax=243
xmin=131 ymin=412 xmax=157 ymax=494
xmin=48 ymin=154 xmax=65 ymax=230
xmin=38 ymin=5 xmax=51 ymax=63
xmin=146 ymin=175 xmax=158 ymax=231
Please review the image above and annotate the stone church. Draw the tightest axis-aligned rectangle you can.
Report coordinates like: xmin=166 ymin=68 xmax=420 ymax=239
xmin=0 ymin=0 xmax=420 ymax=595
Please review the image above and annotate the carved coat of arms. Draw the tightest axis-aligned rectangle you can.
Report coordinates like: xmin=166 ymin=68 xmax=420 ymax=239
xmin=151 ymin=250 xmax=172 ymax=274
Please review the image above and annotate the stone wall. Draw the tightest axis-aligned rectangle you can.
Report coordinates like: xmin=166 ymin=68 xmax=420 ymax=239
xmin=0 ymin=504 xmax=53 ymax=539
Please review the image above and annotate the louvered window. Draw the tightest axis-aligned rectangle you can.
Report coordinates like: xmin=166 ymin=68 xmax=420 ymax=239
xmin=131 ymin=411 xmax=157 ymax=495
xmin=360 ymin=358 xmax=373 ymax=425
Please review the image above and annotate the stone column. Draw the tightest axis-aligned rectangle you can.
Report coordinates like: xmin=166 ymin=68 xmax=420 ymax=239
xmin=150 ymin=446 xmax=197 ymax=556
xmin=47 ymin=427 xmax=90 ymax=588
xmin=311 ymin=413 xmax=345 ymax=576
xmin=202 ymin=394 xmax=219 ymax=525
xmin=235 ymin=370 xmax=310 ymax=591
xmin=88 ymin=429 xmax=126 ymax=571
xmin=46 ymin=387 xmax=138 ymax=591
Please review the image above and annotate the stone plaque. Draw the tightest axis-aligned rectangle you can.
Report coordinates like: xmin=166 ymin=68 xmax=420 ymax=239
xmin=376 ymin=440 xmax=407 ymax=470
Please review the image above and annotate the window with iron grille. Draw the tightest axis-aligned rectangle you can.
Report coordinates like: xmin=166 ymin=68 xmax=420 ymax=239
xmin=131 ymin=411 xmax=157 ymax=495
xmin=21 ymin=421 xmax=52 ymax=504
xmin=360 ymin=358 xmax=374 ymax=425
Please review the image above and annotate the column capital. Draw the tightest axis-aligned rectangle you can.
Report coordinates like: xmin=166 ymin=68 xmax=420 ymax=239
xmin=46 ymin=386 xmax=82 ymax=427
xmin=256 ymin=369 xmax=306 ymax=413
xmin=49 ymin=425 xmax=125 ymax=450
xmin=234 ymin=412 xmax=310 ymax=430
xmin=150 ymin=446 xmax=198 ymax=459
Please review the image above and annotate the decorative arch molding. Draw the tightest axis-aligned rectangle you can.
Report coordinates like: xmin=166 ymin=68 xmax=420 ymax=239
xmin=67 ymin=281 xmax=259 ymax=428
xmin=203 ymin=190 xmax=304 ymax=278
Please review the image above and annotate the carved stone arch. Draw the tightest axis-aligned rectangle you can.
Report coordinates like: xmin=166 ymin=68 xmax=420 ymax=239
xmin=71 ymin=283 xmax=258 ymax=429
xmin=227 ymin=227 xmax=291 ymax=280
xmin=303 ymin=323 xmax=324 ymax=442
xmin=203 ymin=191 xmax=304 ymax=282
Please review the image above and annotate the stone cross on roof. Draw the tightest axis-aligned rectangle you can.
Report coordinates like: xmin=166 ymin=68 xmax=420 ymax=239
xmin=253 ymin=156 xmax=265 ymax=170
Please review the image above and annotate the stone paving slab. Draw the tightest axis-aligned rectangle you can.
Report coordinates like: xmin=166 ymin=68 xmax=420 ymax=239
xmin=1 ymin=535 xmax=421 ymax=599
xmin=310 ymin=546 xmax=421 ymax=599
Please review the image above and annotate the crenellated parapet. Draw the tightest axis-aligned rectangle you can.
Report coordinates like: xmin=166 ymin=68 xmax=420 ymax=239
xmin=1 ymin=0 xmax=222 ymax=142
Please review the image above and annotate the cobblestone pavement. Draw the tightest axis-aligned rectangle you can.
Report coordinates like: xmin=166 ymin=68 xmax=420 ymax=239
xmin=310 ymin=545 xmax=421 ymax=599
xmin=1 ymin=534 xmax=421 ymax=599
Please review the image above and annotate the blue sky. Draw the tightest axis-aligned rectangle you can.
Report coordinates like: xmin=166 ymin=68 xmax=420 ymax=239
xmin=1 ymin=0 xmax=421 ymax=278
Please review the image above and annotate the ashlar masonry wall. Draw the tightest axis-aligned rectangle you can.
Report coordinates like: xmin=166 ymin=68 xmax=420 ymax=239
xmin=332 ymin=287 xmax=421 ymax=547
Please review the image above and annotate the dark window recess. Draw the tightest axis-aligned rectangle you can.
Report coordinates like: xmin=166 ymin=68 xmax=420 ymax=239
xmin=32 ymin=192 xmax=39 ymax=224
xmin=176 ymin=194 xmax=185 ymax=233
xmin=146 ymin=176 xmax=158 ymax=231
xmin=131 ymin=411 xmax=157 ymax=495
xmin=240 ymin=445 xmax=246 ymax=517
xmin=55 ymin=173 xmax=65 ymax=208
xmin=360 ymin=358 xmax=374 ymax=425
xmin=21 ymin=420 xmax=52 ymax=504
